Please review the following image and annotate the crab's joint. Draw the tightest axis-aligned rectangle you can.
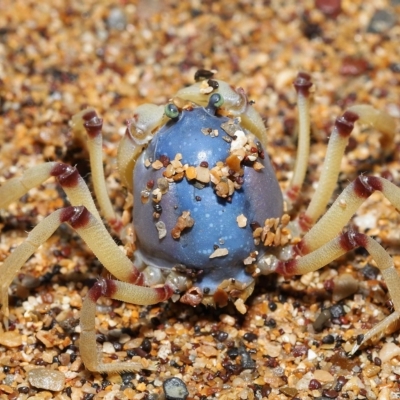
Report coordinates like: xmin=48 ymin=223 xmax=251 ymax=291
xmin=353 ymin=175 xmax=383 ymax=198
xmin=82 ymin=109 xmax=104 ymax=138
xmin=88 ymin=278 xmax=117 ymax=302
xmin=60 ymin=206 xmax=90 ymax=229
xmin=51 ymin=163 xmax=80 ymax=188
xmin=293 ymin=72 xmax=313 ymax=97
xmin=335 ymin=111 xmax=359 ymax=137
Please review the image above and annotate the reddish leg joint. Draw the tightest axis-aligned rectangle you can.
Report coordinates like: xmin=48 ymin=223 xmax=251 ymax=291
xmin=88 ymin=278 xmax=117 ymax=302
xmin=156 ymin=284 xmax=175 ymax=302
xmin=128 ymin=267 xmax=145 ymax=286
xmin=51 ymin=163 xmax=80 ymax=188
xmin=275 ymin=259 xmax=298 ymax=276
xmin=82 ymin=109 xmax=103 ymax=138
xmin=293 ymin=72 xmax=312 ymax=97
xmin=335 ymin=110 xmax=359 ymax=137
xmin=338 ymin=230 xmax=367 ymax=252
xmin=353 ymin=175 xmax=383 ymax=199
xmin=60 ymin=206 xmax=91 ymax=229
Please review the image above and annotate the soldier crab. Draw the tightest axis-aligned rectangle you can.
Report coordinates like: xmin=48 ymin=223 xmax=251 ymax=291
xmin=0 ymin=71 xmax=398 ymax=372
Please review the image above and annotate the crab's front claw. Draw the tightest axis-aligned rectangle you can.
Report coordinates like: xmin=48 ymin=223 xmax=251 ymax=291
xmin=117 ymin=104 xmax=168 ymax=189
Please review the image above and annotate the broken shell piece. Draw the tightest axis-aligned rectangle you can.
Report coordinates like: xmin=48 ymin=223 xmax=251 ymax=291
xmin=157 ymin=177 xmax=169 ymax=193
xmin=180 ymin=287 xmax=203 ymax=306
xmin=200 ymin=80 xmax=214 ymax=94
xmin=151 ymin=160 xmax=163 ymax=170
xmin=243 ymin=255 xmax=256 ymax=265
xmin=155 ymin=221 xmax=167 ymax=239
xmin=210 ymin=129 xmax=219 ymax=137
xmin=253 ymin=161 xmax=265 ymax=171
xmin=210 ymin=248 xmax=229 ymax=258
xmin=226 ymin=154 xmax=243 ymax=174
xmin=171 ymin=211 xmax=195 ymax=239
xmin=152 ymin=188 xmax=162 ymax=202
xmin=185 ymin=166 xmax=197 ymax=181
xmin=221 ymin=119 xmax=242 ymax=137
xmin=196 ymin=166 xmax=210 ymax=183
xmin=215 ymin=181 xmax=229 ymax=197
xmin=202 ymin=127 xmax=212 ymax=136
xmin=230 ymin=130 xmax=247 ymax=151
xmin=234 ymin=298 xmax=247 ymax=314
xmin=237 ymin=214 xmax=247 ymax=228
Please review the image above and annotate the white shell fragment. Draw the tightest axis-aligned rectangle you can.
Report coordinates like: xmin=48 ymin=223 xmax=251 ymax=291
xmin=155 ymin=221 xmax=167 ymax=239
xmin=28 ymin=368 xmax=66 ymax=391
xmin=195 ymin=165 xmax=210 ymax=183
xmin=209 ymin=248 xmax=229 ymax=258
xmin=236 ymin=214 xmax=247 ymax=228
xmin=230 ymin=130 xmax=247 ymax=152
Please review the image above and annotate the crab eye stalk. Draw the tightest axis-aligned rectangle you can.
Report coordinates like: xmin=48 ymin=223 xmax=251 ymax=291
xmin=165 ymin=103 xmax=180 ymax=119
xmin=205 ymin=93 xmax=224 ymax=115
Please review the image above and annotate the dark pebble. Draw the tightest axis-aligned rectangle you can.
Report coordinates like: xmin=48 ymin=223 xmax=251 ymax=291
xmin=330 ymin=304 xmax=345 ymax=319
xmin=322 ymin=389 xmax=339 ymax=398
xmin=243 ymin=332 xmax=258 ymax=342
xmin=360 ymin=264 xmax=379 ymax=280
xmin=309 ymin=379 xmax=322 ymax=390
xmin=268 ymin=301 xmax=277 ymax=311
xmin=227 ymin=347 xmax=239 ymax=359
xmin=216 ymin=331 xmax=228 ymax=342
xmin=163 ymin=377 xmax=189 ymax=400
xmin=322 ymin=334 xmax=335 ymax=344
xmin=315 ymin=0 xmax=341 ymax=17
xmin=313 ymin=309 xmax=332 ymax=331
xmin=340 ymin=56 xmax=368 ymax=76
xmin=367 ymin=9 xmax=397 ymax=33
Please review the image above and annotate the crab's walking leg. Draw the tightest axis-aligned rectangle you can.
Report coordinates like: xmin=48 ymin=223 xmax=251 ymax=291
xmin=80 ymin=278 xmax=173 ymax=372
xmin=299 ymin=105 xmax=395 ymax=230
xmin=275 ymin=230 xmax=400 ymax=353
xmin=0 ymin=206 xmax=156 ymax=317
xmin=298 ymin=176 xmax=400 ymax=254
xmin=0 ymin=208 xmax=66 ymax=318
xmin=0 ymin=162 xmax=101 ymax=221
xmin=284 ymin=72 xmax=313 ymax=204
xmin=72 ymin=109 xmax=122 ymax=233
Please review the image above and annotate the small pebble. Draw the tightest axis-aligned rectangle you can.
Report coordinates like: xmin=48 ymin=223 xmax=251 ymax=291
xmin=367 ymin=9 xmax=397 ymax=33
xmin=313 ymin=369 xmax=334 ymax=383
xmin=315 ymin=0 xmax=341 ymax=18
xmin=163 ymin=377 xmax=189 ymax=400
xmin=107 ymin=7 xmax=127 ymax=30
xmin=379 ymin=342 xmax=400 ymax=362
xmin=28 ymin=368 xmax=65 ymax=391
xmin=0 ymin=331 xmax=23 ymax=347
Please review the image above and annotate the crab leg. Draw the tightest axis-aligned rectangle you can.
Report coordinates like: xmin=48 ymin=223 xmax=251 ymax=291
xmin=284 ymin=72 xmax=313 ymax=204
xmin=0 ymin=206 xmax=154 ymax=318
xmin=80 ymin=278 xmax=173 ymax=372
xmin=0 ymin=162 xmax=101 ymax=221
xmin=72 ymin=109 xmax=122 ymax=233
xmin=275 ymin=230 xmax=400 ymax=353
xmin=299 ymin=105 xmax=395 ymax=230
xmin=297 ymin=176 xmax=400 ymax=254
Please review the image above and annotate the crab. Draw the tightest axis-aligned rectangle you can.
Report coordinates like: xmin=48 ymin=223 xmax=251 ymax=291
xmin=0 ymin=71 xmax=399 ymax=373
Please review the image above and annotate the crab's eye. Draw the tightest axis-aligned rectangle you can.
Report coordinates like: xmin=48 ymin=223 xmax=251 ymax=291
xmin=210 ymin=93 xmax=224 ymax=108
xmin=165 ymin=103 xmax=180 ymax=119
